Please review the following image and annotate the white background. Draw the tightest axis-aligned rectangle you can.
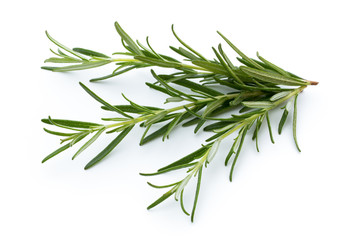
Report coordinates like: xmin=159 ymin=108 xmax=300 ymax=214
xmin=1 ymin=0 xmax=360 ymax=239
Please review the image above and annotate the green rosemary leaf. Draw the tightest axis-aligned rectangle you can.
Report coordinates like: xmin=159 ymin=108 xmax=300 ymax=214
xmin=253 ymin=115 xmax=265 ymax=152
xmin=229 ymin=126 xmax=248 ymax=182
xmin=139 ymin=124 xmax=152 ymax=144
xmin=41 ymin=66 xmax=58 ymax=71
xmin=90 ymin=66 xmax=137 ymax=82
xmin=46 ymin=60 xmax=111 ymax=72
xmin=278 ymin=109 xmax=289 ymax=135
xmin=293 ymin=94 xmax=301 ymax=152
xmin=183 ymin=106 xmax=203 ymax=119
xmin=105 ymin=125 xmax=128 ymax=134
xmin=194 ymin=119 xmax=206 ymax=133
xmin=230 ymin=94 xmax=244 ymax=106
xmin=239 ymin=106 xmax=253 ymax=113
xmin=182 ymin=117 xmax=200 ymax=127
xmin=157 ymin=145 xmax=210 ymax=172
xmin=145 ymin=111 xmax=168 ymax=126
xmin=217 ymin=31 xmax=264 ymax=70
xmin=84 ymin=125 xmax=134 ymax=170
xmin=145 ymin=82 xmax=178 ymax=97
xmin=174 ymin=79 xmax=223 ymax=96
xmin=102 ymin=104 xmax=163 ymax=114
xmin=43 ymin=128 xmax=75 ymax=137
xmin=218 ymin=44 xmax=235 ymax=69
xmin=41 ymin=118 xmax=102 ymax=129
xmin=206 ymin=139 xmax=221 ymax=164
xmin=57 ymin=49 xmax=75 ymax=59
xmin=113 ymin=51 xmax=135 ymax=56
xmin=240 ymin=66 xmax=307 ymax=86
xmin=42 ymin=143 xmax=72 ymax=163
xmin=122 ymin=94 xmax=154 ymax=114
xmin=151 ymin=70 xmax=197 ymax=101
xmin=191 ymin=165 xmax=203 ymax=222
xmin=146 ymin=37 xmax=164 ymax=60
xmin=114 ymin=22 xmax=143 ymax=56
xmin=170 ymin=46 xmax=199 ymax=60
xmin=266 ymin=112 xmax=275 ymax=144
xmin=45 ymin=117 xmax=86 ymax=132
xmin=203 ymin=121 xmax=234 ymax=132
xmin=213 ymin=46 xmax=244 ymax=85
xmin=165 ymin=97 xmax=184 ymax=103
xmin=203 ymin=97 xmax=227 ymax=117
xmin=162 ymin=113 xmax=183 ymax=141
xmin=171 ymin=25 xmax=207 ymax=61
xmin=45 ymin=31 xmax=87 ymax=61
xmin=147 ymin=181 xmax=180 ymax=189
xmin=79 ymin=82 xmax=133 ymax=119
xmin=242 ymin=101 xmax=274 ymax=109
xmin=270 ymin=91 xmax=291 ymax=101
xmin=205 ymin=129 xmax=230 ymax=142
xmin=42 ymin=133 xmax=88 ymax=163
xmin=73 ymin=48 xmax=110 ymax=59
xmin=101 ymin=118 xmax=129 ymax=121
xmin=232 ymin=109 xmax=266 ymax=120
xmin=159 ymin=54 xmax=182 ymax=64
xmin=256 ymin=52 xmax=291 ymax=77
xmin=147 ymin=188 xmax=176 ymax=210
xmin=252 ymin=115 xmax=265 ymax=140
xmin=180 ymin=190 xmax=190 ymax=216
xmin=136 ymin=39 xmax=156 ymax=58
xmin=49 ymin=48 xmax=67 ymax=58
xmin=72 ymin=128 xmax=106 ymax=160
xmin=237 ymin=57 xmax=261 ymax=68
xmin=44 ymin=57 xmax=83 ymax=64
xmin=140 ymin=123 xmax=169 ymax=145
xmin=225 ymin=141 xmax=236 ymax=166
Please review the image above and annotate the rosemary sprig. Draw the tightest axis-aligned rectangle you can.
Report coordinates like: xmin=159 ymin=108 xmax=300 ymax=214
xmin=41 ymin=22 xmax=318 ymax=221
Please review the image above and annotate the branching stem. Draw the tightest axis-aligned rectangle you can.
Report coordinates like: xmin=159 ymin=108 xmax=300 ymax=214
xmin=41 ymin=22 xmax=317 ymax=222
xmin=104 ymin=92 xmax=242 ymax=130
xmin=219 ymin=86 xmax=306 ymax=141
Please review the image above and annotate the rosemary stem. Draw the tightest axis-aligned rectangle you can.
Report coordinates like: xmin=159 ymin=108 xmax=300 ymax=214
xmin=111 ymin=58 xmax=208 ymax=72
xmin=42 ymin=23 xmax=317 ymax=221
xmin=112 ymin=58 xmax=139 ymax=62
xmin=104 ymin=93 xmax=241 ymax=130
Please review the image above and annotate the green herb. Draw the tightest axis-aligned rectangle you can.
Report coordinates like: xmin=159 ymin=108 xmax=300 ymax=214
xmin=42 ymin=22 xmax=318 ymax=222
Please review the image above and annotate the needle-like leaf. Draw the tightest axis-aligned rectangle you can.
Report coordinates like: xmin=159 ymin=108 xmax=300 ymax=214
xmin=42 ymin=118 xmax=102 ymax=129
xmin=84 ymin=125 xmax=134 ymax=170
xmin=79 ymin=82 xmax=133 ymax=119
xmin=147 ymin=188 xmax=176 ymax=210
xmin=43 ymin=128 xmax=75 ymax=137
xmin=72 ymin=128 xmax=106 ymax=160
xmin=114 ymin=22 xmax=143 ymax=56
xmin=217 ymin=31 xmax=264 ymax=70
xmin=45 ymin=31 xmax=88 ymax=60
xmin=42 ymin=133 xmax=88 ymax=163
xmin=191 ymin=165 xmax=203 ymax=222
xmin=44 ymin=60 xmax=111 ymax=72
xmin=157 ymin=145 xmax=210 ymax=172
xmin=293 ymin=94 xmax=301 ymax=152
xmin=240 ymin=66 xmax=308 ymax=86
xmin=73 ymin=48 xmax=110 ymax=59
xmin=256 ymin=52 xmax=291 ymax=77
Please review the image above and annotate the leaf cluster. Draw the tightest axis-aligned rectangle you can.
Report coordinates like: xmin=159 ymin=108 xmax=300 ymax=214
xmin=41 ymin=22 xmax=317 ymax=221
